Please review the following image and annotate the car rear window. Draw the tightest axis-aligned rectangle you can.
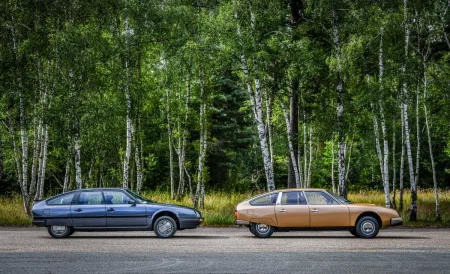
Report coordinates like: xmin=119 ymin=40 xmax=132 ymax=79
xmin=47 ymin=193 xmax=75 ymax=205
xmin=250 ymin=193 xmax=279 ymax=206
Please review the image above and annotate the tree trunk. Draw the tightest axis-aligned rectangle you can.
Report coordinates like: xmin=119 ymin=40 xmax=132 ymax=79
xmin=422 ymin=64 xmax=441 ymax=221
xmin=123 ymin=13 xmax=132 ymax=190
xmin=280 ymin=99 xmax=300 ymax=188
xmin=63 ymin=135 xmax=71 ymax=192
xmin=74 ymin=131 xmax=82 ymax=189
xmin=414 ymin=89 xmax=420 ymax=190
xmin=402 ymin=0 xmax=417 ymax=222
xmin=345 ymin=136 xmax=353 ymax=183
xmin=392 ymin=108 xmax=397 ymax=209
xmin=288 ymin=80 xmax=299 ymax=188
xmin=195 ymin=68 xmax=207 ymax=209
xmin=332 ymin=5 xmax=347 ymax=198
xmin=307 ymin=126 xmax=313 ymax=187
xmin=372 ymin=105 xmax=385 ymax=184
xmin=265 ymin=90 xmax=274 ymax=167
xmin=167 ymin=90 xmax=175 ymax=199
xmin=179 ymin=72 xmax=191 ymax=198
xmin=235 ymin=6 xmax=275 ymax=192
xmin=399 ymin=105 xmax=405 ymax=211
xmin=38 ymin=125 xmax=48 ymax=199
xmin=331 ymin=137 xmax=336 ymax=193
xmin=133 ymin=121 xmax=143 ymax=194
xmin=29 ymin=111 xmax=41 ymax=200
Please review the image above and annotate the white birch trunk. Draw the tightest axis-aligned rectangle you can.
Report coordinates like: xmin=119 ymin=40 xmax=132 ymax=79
xmin=378 ymin=30 xmax=391 ymax=208
xmin=345 ymin=137 xmax=353 ymax=183
xmin=280 ymin=100 xmax=300 ymax=188
xmin=303 ymin=116 xmax=307 ymax=188
xmin=332 ymin=6 xmax=346 ymax=198
xmin=265 ymin=90 xmax=274 ymax=166
xmin=402 ymin=0 xmax=417 ymax=221
xmin=414 ymin=90 xmax=420 ymax=189
xmin=179 ymin=73 xmax=191 ymax=198
xmin=38 ymin=125 xmax=48 ymax=199
xmin=307 ymin=126 xmax=313 ymax=188
xmin=422 ymin=64 xmax=441 ymax=221
xmin=29 ymin=110 xmax=41 ymax=199
xmin=331 ymin=137 xmax=336 ymax=193
xmin=392 ymin=109 xmax=397 ymax=208
xmin=133 ymin=122 xmax=143 ymax=194
xmin=166 ymin=90 xmax=175 ymax=199
xmin=195 ymin=68 xmax=207 ymax=209
xmin=74 ymin=132 xmax=82 ymax=189
xmin=63 ymin=135 xmax=71 ymax=192
xmin=399 ymin=104 xmax=405 ymax=211
xmin=235 ymin=6 xmax=275 ymax=192
xmin=122 ymin=13 xmax=132 ymax=189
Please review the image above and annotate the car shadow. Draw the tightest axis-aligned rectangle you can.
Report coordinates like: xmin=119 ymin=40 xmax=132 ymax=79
xmin=54 ymin=235 xmax=230 ymax=239
xmin=240 ymin=235 xmax=430 ymax=240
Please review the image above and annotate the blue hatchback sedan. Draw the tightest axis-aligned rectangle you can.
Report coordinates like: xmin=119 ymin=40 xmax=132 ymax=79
xmin=32 ymin=188 xmax=203 ymax=238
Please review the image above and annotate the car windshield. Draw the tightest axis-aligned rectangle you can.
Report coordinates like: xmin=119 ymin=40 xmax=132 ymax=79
xmin=327 ymin=191 xmax=352 ymax=204
xmin=125 ymin=190 xmax=155 ymax=204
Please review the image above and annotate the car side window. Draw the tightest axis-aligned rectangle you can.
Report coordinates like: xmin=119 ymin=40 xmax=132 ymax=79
xmin=103 ymin=191 xmax=132 ymax=205
xmin=305 ymin=191 xmax=339 ymax=205
xmin=250 ymin=193 xmax=279 ymax=206
xmin=47 ymin=193 xmax=75 ymax=205
xmin=281 ymin=191 xmax=307 ymax=205
xmin=78 ymin=191 xmax=104 ymax=205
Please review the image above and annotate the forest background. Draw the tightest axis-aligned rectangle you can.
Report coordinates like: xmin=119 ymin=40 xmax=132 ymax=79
xmin=0 ymin=0 xmax=449 ymax=225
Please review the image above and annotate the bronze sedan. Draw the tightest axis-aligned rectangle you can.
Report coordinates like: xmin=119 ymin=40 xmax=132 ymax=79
xmin=235 ymin=188 xmax=402 ymax=238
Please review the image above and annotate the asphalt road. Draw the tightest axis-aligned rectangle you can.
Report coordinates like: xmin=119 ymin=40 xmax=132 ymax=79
xmin=1 ymin=226 xmax=449 ymax=274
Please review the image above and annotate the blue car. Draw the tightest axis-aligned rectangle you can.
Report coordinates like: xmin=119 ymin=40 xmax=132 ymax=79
xmin=32 ymin=188 xmax=203 ymax=238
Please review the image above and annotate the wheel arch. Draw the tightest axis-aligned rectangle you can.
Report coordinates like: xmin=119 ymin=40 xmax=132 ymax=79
xmin=151 ymin=211 xmax=179 ymax=230
xmin=355 ymin=212 xmax=382 ymax=228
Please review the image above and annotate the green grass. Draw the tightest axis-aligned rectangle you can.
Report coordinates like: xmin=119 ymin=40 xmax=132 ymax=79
xmin=1 ymin=189 xmax=448 ymax=227
xmin=0 ymin=196 xmax=32 ymax=226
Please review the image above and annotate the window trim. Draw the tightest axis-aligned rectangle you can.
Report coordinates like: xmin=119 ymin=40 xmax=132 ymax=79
xmin=249 ymin=192 xmax=280 ymax=206
xmin=46 ymin=192 xmax=76 ymax=206
xmin=304 ymin=190 xmax=340 ymax=205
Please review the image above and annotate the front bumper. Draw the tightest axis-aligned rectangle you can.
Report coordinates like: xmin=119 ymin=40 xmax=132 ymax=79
xmin=390 ymin=217 xmax=403 ymax=226
xmin=235 ymin=219 xmax=250 ymax=225
xmin=179 ymin=217 xmax=204 ymax=229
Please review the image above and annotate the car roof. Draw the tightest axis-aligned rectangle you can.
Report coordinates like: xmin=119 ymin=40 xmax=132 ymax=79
xmin=270 ymin=188 xmax=326 ymax=192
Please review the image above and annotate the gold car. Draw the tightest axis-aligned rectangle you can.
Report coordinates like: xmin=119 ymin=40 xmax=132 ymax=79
xmin=234 ymin=188 xmax=402 ymax=239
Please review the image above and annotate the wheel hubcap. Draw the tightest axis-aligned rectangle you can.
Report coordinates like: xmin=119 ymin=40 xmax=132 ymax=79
xmin=51 ymin=226 xmax=67 ymax=235
xmin=157 ymin=220 xmax=173 ymax=235
xmin=361 ymin=221 xmax=375 ymax=235
xmin=256 ymin=224 xmax=270 ymax=234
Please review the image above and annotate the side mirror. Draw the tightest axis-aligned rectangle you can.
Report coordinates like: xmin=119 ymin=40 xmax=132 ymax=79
xmin=128 ymin=199 xmax=137 ymax=205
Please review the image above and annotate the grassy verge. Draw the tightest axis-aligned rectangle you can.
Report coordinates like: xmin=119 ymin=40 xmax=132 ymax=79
xmin=0 ymin=189 xmax=448 ymax=227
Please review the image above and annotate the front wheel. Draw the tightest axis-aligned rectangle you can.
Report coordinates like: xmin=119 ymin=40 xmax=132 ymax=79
xmin=47 ymin=225 xmax=73 ymax=238
xmin=251 ymin=223 xmax=274 ymax=238
xmin=355 ymin=216 xmax=380 ymax=239
xmin=153 ymin=216 xmax=177 ymax=238
xmin=349 ymin=229 xmax=359 ymax=237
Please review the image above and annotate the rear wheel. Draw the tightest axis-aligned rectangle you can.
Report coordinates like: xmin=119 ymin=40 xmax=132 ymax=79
xmin=355 ymin=216 xmax=380 ymax=239
xmin=153 ymin=216 xmax=177 ymax=238
xmin=349 ymin=229 xmax=359 ymax=237
xmin=251 ymin=223 xmax=274 ymax=238
xmin=249 ymin=226 xmax=255 ymax=235
xmin=47 ymin=225 xmax=73 ymax=238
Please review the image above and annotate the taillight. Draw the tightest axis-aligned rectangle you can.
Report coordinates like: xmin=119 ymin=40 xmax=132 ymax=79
xmin=234 ymin=209 xmax=238 ymax=220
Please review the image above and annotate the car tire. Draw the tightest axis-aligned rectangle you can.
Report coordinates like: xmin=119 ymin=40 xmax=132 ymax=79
xmin=249 ymin=225 xmax=255 ymax=235
xmin=154 ymin=216 xmax=177 ymax=238
xmin=68 ymin=228 xmax=76 ymax=236
xmin=251 ymin=223 xmax=274 ymax=238
xmin=349 ymin=229 xmax=359 ymax=237
xmin=47 ymin=225 xmax=72 ymax=238
xmin=355 ymin=216 xmax=380 ymax=239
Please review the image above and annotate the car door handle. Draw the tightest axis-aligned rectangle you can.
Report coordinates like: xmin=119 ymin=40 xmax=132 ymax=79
xmin=278 ymin=209 xmax=286 ymax=212
xmin=107 ymin=208 xmax=115 ymax=212
xmin=74 ymin=208 xmax=82 ymax=212
xmin=310 ymin=209 xmax=319 ymax=212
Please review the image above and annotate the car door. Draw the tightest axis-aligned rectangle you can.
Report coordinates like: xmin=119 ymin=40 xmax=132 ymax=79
xmin=246 ymin=192 xmax=279 ymax=226
xmin=275 ymin=191 xmax=309 ymax=228
xmin=71 ymin=191 xmax=106 ymax=227
xmin=104 ymin=190 xmax=147 ymax=227
xmin=305 ymin=191 xmax=350 ymax=227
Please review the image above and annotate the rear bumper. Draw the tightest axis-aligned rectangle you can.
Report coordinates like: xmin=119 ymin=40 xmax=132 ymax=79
xmin=235 ymin=219 xmax=250 ymax=225
xmin=179 ymin=218 xmax=203 ymax=229
xmin=32 ymin=219 xmax=46 ymax=227
xmin=390 ymin=217 xmax=403 ymax=226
